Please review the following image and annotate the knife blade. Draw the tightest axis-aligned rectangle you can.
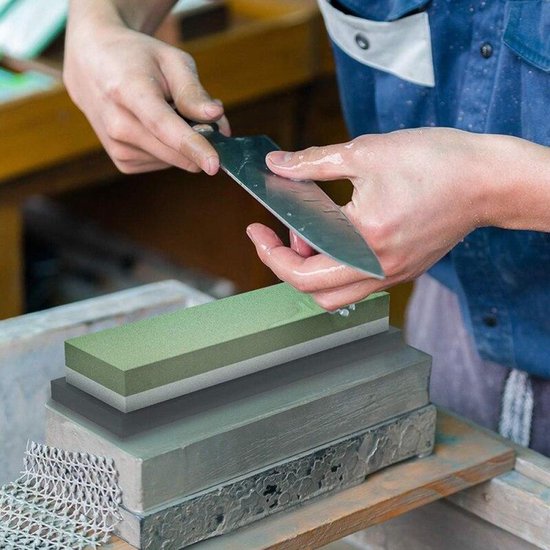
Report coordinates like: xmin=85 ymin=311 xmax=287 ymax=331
xmin=195 ymin=123 xmax=384 ymax=279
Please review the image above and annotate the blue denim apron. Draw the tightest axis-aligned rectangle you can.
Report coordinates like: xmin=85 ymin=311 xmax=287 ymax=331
xmin=320 ymin=0 xmax=550 ymax=377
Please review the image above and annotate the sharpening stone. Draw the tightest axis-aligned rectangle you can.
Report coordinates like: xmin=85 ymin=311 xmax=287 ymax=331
xmin=47 ymin=329 xmax=431 ymax=514
xmin=65 ymin=284 xmax=389 ymax=412
xmin=116 ymin=406 xmax=437 ymax=549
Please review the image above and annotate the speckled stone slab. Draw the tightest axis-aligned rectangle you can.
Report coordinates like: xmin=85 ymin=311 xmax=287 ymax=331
xmin=116 ymin=405 xmax=437 ymax=549
xmin=47 ymin=329 xmax=430 ymax=513
xmin=65 ymin=284 xmax=389 ymax=412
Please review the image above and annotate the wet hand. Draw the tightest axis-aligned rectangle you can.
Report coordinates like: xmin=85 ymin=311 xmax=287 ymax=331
xmin=246 ymin=128 xmax=493 ymax=310
xmin=64 ymin=24 xmax=230 ymax=174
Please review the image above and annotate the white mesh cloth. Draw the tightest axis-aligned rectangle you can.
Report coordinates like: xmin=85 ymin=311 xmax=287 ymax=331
xmin=0 ymin=442 xmax=122 ymax=549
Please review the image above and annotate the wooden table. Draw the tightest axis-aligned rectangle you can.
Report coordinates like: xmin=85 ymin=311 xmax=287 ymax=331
xmin=105 ymin=410 xmax=516 ymax=550
xmin=0 ymin=0 xmax=332 ymax=319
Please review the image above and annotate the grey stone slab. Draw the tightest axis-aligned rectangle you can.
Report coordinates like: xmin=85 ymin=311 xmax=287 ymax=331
xmin=116 ymin=406 xmax=437 ymax=549
xmin=0 ymin=280 xmax=210 ymax=486
xmin=46 ymin=329 xmax=431 ymax=514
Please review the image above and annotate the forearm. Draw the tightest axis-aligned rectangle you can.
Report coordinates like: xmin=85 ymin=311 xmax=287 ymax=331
xmin=482 ymin=135 xmax=550 ymax=232
xmin=67 ymin=0 xmax=177 ymax=35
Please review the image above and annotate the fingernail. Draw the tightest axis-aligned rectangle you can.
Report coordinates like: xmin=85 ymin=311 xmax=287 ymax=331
xmin=246 ymin=226 xmax=256 ymax=241
xmin=205 ymin=156 xmax=218 ymax=175
xmin=204 ymin=102 xmax=223 ymax=117
xmin=267 ymin=151 xmax=293 ymax=166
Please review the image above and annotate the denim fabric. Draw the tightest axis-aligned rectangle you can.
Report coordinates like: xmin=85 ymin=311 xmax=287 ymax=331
xmin=407 ymin=274 xmax=550 ymax=456
xmin=329 ymin=0 xmax=550 ymax=377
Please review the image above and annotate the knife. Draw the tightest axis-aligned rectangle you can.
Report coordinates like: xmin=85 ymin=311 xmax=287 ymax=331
xmin=194 ymin=123 xmax=384 ymax=279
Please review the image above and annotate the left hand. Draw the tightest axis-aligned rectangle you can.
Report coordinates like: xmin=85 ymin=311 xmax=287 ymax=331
xmin=246 ymin=128 xmax=496 ymax=310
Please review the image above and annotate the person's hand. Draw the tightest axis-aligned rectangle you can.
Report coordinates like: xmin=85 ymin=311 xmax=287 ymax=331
xmin=64 ymin=20 xmax=229 ymax=174
xmin=246 ymin=128 xmax=499 ymax=310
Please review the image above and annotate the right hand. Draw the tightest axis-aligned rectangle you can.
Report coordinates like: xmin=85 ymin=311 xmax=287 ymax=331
xmin=64 ymin=23 xmax=230 ymax=174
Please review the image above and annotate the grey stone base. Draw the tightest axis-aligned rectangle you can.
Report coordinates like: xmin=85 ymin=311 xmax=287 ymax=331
xmin=117 ymin=405 xmax=436 ymax=549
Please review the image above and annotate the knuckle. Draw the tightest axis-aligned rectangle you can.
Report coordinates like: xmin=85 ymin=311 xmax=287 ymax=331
xmin=379 ymin=249 xmax=407 ymax=278
xmin=360 ymin=216 xmax=396 ymax=247
xmin=109 ymin=143 xmax=136 ymax=164
xmin=145 ymin=116 xmax=162 ymax=136
xmin=104 ymin=116 xmax=128 ymax=141
xmin=104 ymin=79 xmax=124 ymax=102
xmin=178 ymin=51 xmax=197 ymax=73
xmin=62 ymin=70 xmax=76 ymax=100
xmin=303 ymin=146 xmax=320 ymax=160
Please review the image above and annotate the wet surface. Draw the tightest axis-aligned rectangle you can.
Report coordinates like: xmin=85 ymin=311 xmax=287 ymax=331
xmin=198 ymin=126 xmax=384 ymax=279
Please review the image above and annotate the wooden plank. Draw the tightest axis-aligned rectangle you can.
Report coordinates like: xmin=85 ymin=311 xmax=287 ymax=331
xmin=448 ymin=471 xmax=550 ymax=549
xmin=515 ymin=447 xmax=550 ymax=487
xmin=448 ymin=409 xmax=550 ymax=487
xmin=349 ymin=499 xmax=539 ymax=550
xmin=186 ymin=7 xmax=319 ymax=108
xmin=0 ymin=201 xmax=23 ymax=319
xmin=0 ymin=88 xmax=100 ymax=182
xmin=104 ymin=410 xmax=514 ymax=549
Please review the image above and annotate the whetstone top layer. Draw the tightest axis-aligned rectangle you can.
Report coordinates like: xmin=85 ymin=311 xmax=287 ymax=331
xmin=65 ymin=283 xmax=388 ymax=411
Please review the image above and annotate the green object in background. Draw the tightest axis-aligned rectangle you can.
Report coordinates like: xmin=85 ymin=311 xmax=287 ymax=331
xmin=0 ymin=0 xmax=14 ymax=17
xmin=0 ymin=67 xmax=56 ymax=102
xmin=0 ymin=0 xmax=67 ymax=59
xmin=65 ymin=283 xmax=389 ymax=412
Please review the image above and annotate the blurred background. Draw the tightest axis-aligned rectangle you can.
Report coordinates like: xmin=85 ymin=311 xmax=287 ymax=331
xmin=0 ymin=0 xmax=411 ymax=322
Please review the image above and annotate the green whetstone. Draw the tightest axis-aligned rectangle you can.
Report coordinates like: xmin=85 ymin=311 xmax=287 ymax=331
xmin=65 ymin=284 xmax=389 ymax=412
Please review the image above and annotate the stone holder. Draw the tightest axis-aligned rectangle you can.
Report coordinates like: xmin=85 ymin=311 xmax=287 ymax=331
xmin=117 ymin=405 xmax=437 ymax=550
xmin=47 ymin=329 xmax=431 ymax=513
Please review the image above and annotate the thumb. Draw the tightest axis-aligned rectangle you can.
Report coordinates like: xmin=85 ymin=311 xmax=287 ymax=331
xmin=160 ymin=49 xmax=224 ymax=123
xmin=266 ymin=144 xmax=354 ymax=182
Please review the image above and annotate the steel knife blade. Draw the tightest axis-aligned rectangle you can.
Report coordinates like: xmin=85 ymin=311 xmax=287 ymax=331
xmin=195 ymin=124 xmax=384 ymax=279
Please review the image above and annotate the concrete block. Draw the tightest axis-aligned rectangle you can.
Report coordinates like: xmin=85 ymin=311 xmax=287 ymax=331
xmin=0 ymin=280 xmax=209 ymax=485
xmin=117 ymin=406 xmax=436 ymax=549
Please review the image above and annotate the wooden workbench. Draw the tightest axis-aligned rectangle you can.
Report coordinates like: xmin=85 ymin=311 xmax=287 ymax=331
xmin=105 ymin=410 xmax=517 ymax=550
xmin=0 ymin=0 xmax=334 ymax=319
xmin=2 ymin=279 xmax=546 ymax=550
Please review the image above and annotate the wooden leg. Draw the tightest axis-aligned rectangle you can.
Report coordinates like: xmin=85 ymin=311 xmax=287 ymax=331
xmin=0 ymin=202 xmax=23 ymax=319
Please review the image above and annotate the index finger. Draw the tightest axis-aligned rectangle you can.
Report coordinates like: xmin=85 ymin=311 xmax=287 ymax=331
xmin=124 ymin=81 xmax=219 ymax=174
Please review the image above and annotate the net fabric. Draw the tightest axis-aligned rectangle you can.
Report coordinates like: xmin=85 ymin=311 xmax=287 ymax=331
xmin=0 ymin=442 xmax=121 ymax=549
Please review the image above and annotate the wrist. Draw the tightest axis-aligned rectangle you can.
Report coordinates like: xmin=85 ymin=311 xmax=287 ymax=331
xmin=478 ymin=134 xmax=550 ymax=230
xmin=67 ymin=1 xmax=128 ymax=46
xmin=67 ymin=0 xmax=176 ymax=36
